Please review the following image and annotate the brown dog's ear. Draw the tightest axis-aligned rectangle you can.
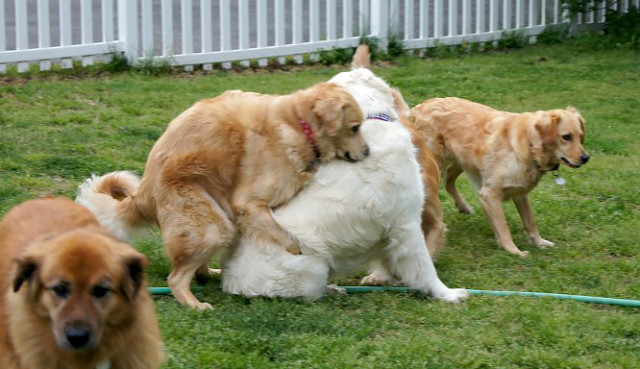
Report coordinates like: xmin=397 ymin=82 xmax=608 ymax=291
xmin=313 ymin=97 xmax=346 ymax=137
xmin=12 ymin=255 xmax=41 ymax=296
xmin=535 ymin=113 xmax=559 ymax=147
xmin=120 ymin=252 xmax=148 ymax=302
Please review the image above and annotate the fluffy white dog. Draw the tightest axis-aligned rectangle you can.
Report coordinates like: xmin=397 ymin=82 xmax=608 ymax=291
xmin=221 ymin=46 xmax=468 ymax=303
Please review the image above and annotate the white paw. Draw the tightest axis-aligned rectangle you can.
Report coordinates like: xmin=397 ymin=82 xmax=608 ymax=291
xmin=535 ymin=239 xmax=555 ymax=249
xmin=326 ymin=284 xmax=347 ymax=295
xmin=360 ymin=273 xmax=395 ymax=286
xmin=191 ymin=301 xmax=213 ymax=311
xmin=432 ymin=288 xmax=469 ymax=303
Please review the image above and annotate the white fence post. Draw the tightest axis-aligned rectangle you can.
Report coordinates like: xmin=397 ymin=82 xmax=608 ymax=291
xmin=256 ymin=0 xmax=268 ymax=66
xmin=118 ymin=0 xmax=138 ymax=65
xmin=0 ymin=0 xmax=5 ymax=73
xmin=81 ymin=0 xmax=93 ymax=66
xmin=38 ymin=0 xmax=51 ymax=71
xmin=292 ymin=0 xmax=303 ymax=64
xmin=16 ymin=0 xmax=28 ymax=72
xmin=370 ymin=0 xmax=389 ymax=49
xmin=60 ymin=0 xmax=73 ymax=69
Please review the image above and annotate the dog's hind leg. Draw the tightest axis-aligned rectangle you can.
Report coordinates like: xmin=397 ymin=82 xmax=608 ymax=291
xmin=444 ymin=163 xmax=473 ymax=214
xmin=159 ymin=185 xmax=235 ymax=310
xmin=383 ymin=222 xmax=468 ymax=303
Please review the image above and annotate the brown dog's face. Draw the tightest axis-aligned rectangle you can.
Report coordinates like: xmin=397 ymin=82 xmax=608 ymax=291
xmin=536 ymin=108 xmax=589 ymax=168
xmin=12 ymin=230 xmax=147 ymax=352
xmin=309 ymin=83 xmax=369 ymax=162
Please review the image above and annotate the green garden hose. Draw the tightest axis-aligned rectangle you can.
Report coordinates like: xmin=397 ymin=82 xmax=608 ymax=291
xmin=147 ymin=286 xmax=640 ymax=307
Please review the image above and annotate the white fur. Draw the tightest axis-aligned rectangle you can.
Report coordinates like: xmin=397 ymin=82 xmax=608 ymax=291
xmin=222 ymin=68 xmax=468 ymax=303
xmin=76 ymin=171 xmax=141 ymax=242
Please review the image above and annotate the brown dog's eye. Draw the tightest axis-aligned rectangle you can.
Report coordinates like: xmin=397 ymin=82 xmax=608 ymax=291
xmin=562 ymin=134 xmax=572 ymax=141
xmin=351 ymin=125 xmax=360 ymax=134
xmin=91 ymin=285 xmax=111 ymax=299
xmin=52 ymin=284 xmax=70 ymax=298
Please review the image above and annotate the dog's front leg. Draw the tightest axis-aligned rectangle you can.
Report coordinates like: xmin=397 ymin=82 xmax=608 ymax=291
xmin=512 ymin=194 xmax=555 ymax=249
xmin=477 ymin=189 xmax=529 ymax=257
xmin=234 ymin=200 xmax=301 ymax=255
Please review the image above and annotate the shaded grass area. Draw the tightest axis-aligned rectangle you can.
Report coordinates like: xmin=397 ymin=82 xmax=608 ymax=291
xmin=1 ymin=44 xmax=639 ymax=368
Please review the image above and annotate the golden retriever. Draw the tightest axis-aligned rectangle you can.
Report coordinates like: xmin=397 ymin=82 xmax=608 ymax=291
xmin=0 ymin=198 xmax=163 ymax=369
xmin=220 ymin=45 xmax=467 ymax=303
xmin=77 ymin=82 xmax=369 ymax=309
xmin=412 ymin=97 xmax=589 ymax=256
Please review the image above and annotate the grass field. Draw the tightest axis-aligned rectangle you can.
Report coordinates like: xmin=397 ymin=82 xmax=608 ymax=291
xmin=1 ymin=43 xmax=639 ymax=368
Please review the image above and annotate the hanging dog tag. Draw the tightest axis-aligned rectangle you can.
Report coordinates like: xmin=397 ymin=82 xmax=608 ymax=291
xmin=551 ymin=170 xmax=566 ymax=186
xmin=554 ymin=176 xmax=566 ymax=185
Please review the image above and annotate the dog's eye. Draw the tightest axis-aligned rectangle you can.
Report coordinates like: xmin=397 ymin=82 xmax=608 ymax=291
xmin=52 ymin=284 xmax=70 ymax=298
xmin=351 ymin=125 xmax=360 ymax=134
xmin=91 ymin=285 xmax=111 ymax=299
xmin=562 ymin=134 xmax=573 ymax=141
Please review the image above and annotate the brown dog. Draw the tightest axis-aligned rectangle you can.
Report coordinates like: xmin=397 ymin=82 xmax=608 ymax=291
xmin=412 ymin=97 xmax=589 ymax=256
xmin=77 ymin=82 xmax=369 ymax=309
xmin=0 ymin=198 xmax=164 ymax=369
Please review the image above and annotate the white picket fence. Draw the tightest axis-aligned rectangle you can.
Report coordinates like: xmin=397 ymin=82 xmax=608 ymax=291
xmin=0 ymin=0 xmax=632 ymax=73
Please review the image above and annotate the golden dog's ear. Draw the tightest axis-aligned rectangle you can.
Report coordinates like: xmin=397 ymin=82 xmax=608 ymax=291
xmin=391 ymin=88 xmax=411 ymax=121
xmin=120 ymin=251 xmax=148 ymax=302
xmin=535 ymin=113 xmax=560 ymax=147
xmin=351 ymin=44 xmax=370 ymax=69
xmin=313 ymin=97 xmax=346 ymax=137
xmin=12 ymin=255 xmax=41 ymax=297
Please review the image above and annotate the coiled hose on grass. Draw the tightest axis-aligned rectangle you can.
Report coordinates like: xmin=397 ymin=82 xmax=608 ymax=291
xmin=147 ymin=286 xmax=640 ymax=307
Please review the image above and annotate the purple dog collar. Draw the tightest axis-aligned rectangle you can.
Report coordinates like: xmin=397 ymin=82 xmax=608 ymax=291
xmin=367 ymin=113 xmax=394 ymax=122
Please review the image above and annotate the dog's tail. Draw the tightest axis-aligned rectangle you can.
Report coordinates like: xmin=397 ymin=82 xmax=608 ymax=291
xmin=76 ymin=171 xmax=148 ymax=242
xmin=351 ymin=44 xmax=370 ymax=69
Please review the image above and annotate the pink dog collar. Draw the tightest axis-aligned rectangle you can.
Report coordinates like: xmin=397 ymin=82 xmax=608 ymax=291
xmin=298 ymin=117 xmax=320 ymax=159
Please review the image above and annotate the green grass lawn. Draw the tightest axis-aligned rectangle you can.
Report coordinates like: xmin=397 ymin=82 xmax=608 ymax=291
xmin=1 ymin=43 xmax=639 ymax=368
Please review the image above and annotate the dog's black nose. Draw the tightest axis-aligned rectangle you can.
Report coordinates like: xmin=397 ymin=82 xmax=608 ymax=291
xmin=580 ymin=154 xmax=590 ymax=164
xmin=66 ymin=327 xmax=91 ymax=349
xmin=363 ymin=146 xmax=370 ymax=158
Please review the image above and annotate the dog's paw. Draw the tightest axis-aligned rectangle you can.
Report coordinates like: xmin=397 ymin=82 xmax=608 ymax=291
xmin=535 ymin=239 xmax=555 ymax=249
xmin=517 ymin=250 xmax=530 ymax=257
xmin=432 ymin=288 xmax=469 ymax=303
xmin=360 ymin=272 xmax=396 ymax=286
xmin=457 ymin=204 xmax=474 ymax=214
xmin=326 ymin=284 xmax=347 ymax=295
xmin=193 ymin=302 xmax=214 ymax=311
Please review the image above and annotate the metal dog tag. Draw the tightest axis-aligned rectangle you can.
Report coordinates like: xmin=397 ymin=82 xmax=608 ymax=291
xmin=554 ymin=176 xmax=566 ymax=185
xmin=551 ymin=170 xmax=566 ymax=185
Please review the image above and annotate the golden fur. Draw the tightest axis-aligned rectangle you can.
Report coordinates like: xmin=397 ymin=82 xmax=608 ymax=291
xmin=412 ymin=97 xmax=589 ymax=256
xmin=390 ymin=87 xmax=445 ymax=257
xmin=78 ymin=82 xmax=368 ymax=309
xmin=0 ymin=198 xmax=164 ymax=369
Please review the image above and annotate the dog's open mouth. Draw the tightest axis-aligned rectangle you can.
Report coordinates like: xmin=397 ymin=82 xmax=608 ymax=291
xmin=561 ymin=157 xmax=581 ymax=168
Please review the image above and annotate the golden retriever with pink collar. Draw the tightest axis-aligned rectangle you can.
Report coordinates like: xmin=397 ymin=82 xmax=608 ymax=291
xmin=77 ymin=82 xmax=368 ymax=309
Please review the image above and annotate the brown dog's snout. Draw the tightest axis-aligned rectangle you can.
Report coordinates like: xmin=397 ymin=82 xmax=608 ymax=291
xmin=60 ymin=320 xmax=97 ymax=351
xmin=580 ymin=153 xmax=590 ymax=164
xmin=64 ymin=325 xmax=93 ymax=350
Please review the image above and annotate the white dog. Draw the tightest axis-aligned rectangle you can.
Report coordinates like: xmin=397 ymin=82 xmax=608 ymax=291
xmin=221 ymin=46 xmax=468 ymax=303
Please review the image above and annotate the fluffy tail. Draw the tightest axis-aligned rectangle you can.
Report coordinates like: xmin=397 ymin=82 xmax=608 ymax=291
xmin=76 ymin=171 xmax=147 ymax=242
xmin=351 ymin=44 xmax=370 ymax=69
